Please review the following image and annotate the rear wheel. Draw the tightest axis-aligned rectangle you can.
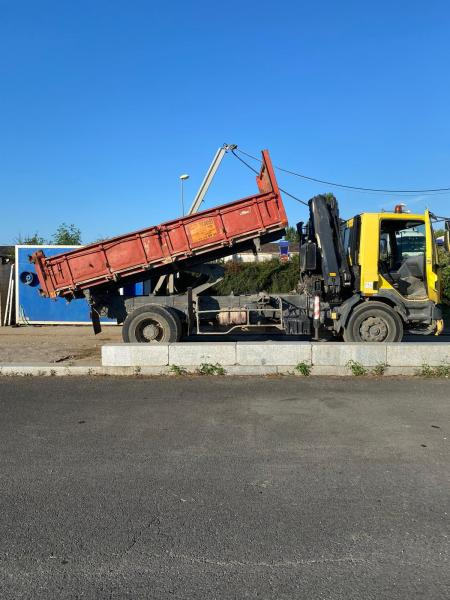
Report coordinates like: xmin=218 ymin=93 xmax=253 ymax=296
xmin=122 ymin=305 xmax=182 ymax=343
xmin=343 ymin=301 xmax=403 ymax=343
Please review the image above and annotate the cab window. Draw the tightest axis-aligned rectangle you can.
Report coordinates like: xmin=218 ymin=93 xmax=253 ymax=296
xmin=395 ymin=223 xmax=426 ymax=260
xmin=379 ymin=220 xmax=425 ymax=266
xmin=379 ymin=219 xmax=427 ymax=298
xmin=342 ymin=226 xmax=351 ymax=257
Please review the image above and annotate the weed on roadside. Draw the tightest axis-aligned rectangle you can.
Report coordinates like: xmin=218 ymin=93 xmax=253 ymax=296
xmin=169 ymin=364 xmax=188 ymax=376
xmin=346 ymin=360 xmax=368 ymax=376
xmin=197 ymin=363 xmax=226 ymax=376
xmin=294 ymin=362 xmax=311 ymax=376
xmin=416 ymin=363 xmax=450 ymax=378
xmin=371 ymin=363 xmax=388 ymax=376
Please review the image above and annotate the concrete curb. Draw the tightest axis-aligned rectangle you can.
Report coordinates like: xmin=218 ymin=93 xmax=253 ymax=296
xmin=102 ymin=341 xmax=450 ymax=371
xmin=0 ymin=364 xmax=427 ymax=377
xmin=1 ymin=341 xmax=448 ymax=377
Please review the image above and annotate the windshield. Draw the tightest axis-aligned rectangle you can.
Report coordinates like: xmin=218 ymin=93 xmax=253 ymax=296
xmin=380 ymin=219 xmax=425 ymax=264
xmin=395 ymin=223 xmax=426 ymax=259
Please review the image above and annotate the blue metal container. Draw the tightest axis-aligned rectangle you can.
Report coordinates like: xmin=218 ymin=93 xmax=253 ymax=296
xmin=15 ymin=245 xmax=134 ymax=325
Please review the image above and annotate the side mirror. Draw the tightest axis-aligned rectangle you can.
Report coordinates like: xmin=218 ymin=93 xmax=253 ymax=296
xmin=445 ymin=220 xmax=450 ymax=253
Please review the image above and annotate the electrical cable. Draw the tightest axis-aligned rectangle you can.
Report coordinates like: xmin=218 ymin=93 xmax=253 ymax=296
xmin=431 ymin=214 xmax=450 ymax=222
xmin=278 ymin=186 xmax=309 ymax=207
xmin=236 ymin=148 xmax=450 ymax=195
xmin=231 ymin=149 xmax=309 ymax=207
xmin=231 ymin=149 xmax=260 ymax=175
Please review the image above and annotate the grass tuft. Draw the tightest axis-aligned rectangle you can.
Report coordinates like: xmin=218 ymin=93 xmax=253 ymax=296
xmin=416 ymin=363 xmax=450 ymax=378
xmin=295 ymin=362 xmax=311 ymax=376
xmin=346 ymin=360 xmax=368 ymax=376
xmin=371 ymin=363 xmax=388 ymax=376
xmin=169 ymin=364 xmax=188 ymax=376
xmin=196 ymin=363 xmax=226 ymax=376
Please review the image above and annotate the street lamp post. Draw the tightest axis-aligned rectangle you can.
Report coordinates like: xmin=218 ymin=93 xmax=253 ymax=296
xmin=179 ymin=174 xmax=189 ymax=215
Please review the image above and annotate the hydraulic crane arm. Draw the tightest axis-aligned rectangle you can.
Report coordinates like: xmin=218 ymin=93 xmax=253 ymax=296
xmin=300 ymin=195 xmax=352 ymax=298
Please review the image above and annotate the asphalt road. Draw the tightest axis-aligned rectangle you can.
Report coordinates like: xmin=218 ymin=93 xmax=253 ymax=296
xmin=0 ymin=377 xmax=449 ymax=599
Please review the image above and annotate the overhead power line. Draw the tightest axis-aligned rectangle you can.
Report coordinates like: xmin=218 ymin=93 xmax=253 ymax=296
xmin=236 ymin=148 xmax=450 ymax=195
xmin=231 ymin=149 xmax=308 ymax=206
xmin=231 ymin=149 xmax=259 ymax=175
xmin=277 ymin=186 xmax=309 ymax=207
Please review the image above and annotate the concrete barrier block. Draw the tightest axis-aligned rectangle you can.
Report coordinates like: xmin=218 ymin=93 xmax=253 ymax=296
xmin=236 ymin=342 xmax=312 ymax=366
xmin=139 ymin=366 xmax=171 ymax=376
xmin=169 ymin=342 xmax=237 ymax=366
xmin=312 ymin=343 xmax=387 ymax=366
xmin=384 ymin=366 xmax=417 ymax=376
xmin=100 ymin=366 xmax=171 ymax=376
xmin=387 ymin=343 xmax=450 ymax=367
xmin=276 ymin=365 xmax=301 ymax=374
xmin=102 ymin=344 xmax=169 ymax=366
xmin=227 ymin=365 xmax=278 ymax=375
xmin=310 ymin=365 xmax=351 ymax=376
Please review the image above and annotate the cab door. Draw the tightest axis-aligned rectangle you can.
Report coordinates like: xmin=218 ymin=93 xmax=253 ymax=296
xmin=378 ymin=217 xmax=428 ymax=299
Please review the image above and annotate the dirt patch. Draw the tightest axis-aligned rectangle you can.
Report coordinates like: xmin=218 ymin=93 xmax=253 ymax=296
xmin=0 ymin=325 xmax=122 ymax=365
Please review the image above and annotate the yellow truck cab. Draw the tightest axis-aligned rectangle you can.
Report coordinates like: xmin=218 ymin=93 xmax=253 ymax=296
xmin=339 ymin=206 xmax=444 ymax=341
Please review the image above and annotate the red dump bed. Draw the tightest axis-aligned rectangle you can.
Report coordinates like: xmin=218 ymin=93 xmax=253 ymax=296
xmin=32 ymin=150 xmax=287 ymax=298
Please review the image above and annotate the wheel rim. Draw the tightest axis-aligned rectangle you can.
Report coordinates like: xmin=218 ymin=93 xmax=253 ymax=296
xmin=135 ymin=319 xmax=163 ymax=342
xmin=359 ymin=315 xmax=389 ymax=342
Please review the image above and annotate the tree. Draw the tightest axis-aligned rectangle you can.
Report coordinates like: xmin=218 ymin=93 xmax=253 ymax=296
xmin=284 ymin=225 xmax=300 ymax=243
xmin=51 ymin=223 xmax=82 ymax=245
xmin=15 ymin=232 xmax=47 ymax=245
xmin=323 ymin=192 xmax=337 ymax=202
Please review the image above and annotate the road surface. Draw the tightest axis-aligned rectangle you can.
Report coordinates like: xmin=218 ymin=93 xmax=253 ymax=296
xmin=0 ymin=376 xmax=449 ymax=599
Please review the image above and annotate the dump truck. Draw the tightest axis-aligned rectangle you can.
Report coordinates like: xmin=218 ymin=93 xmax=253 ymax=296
xmin=31 ymin=149 xmax=449 ymax=343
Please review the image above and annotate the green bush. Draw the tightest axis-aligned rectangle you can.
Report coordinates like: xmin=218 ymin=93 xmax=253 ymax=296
xmin=441 ymin=265 xmax=450 ymax=303
xmin=438 ymin=248 xmax=450 ymax=328
xmin=213 ymin=256 xmax=300 ymax=295
xmin=437 ymin=246 xmax=450 ymax=267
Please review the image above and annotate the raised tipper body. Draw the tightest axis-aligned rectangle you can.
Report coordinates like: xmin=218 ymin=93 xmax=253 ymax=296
xmin=32 ymin=150 xmax=287 ymax=299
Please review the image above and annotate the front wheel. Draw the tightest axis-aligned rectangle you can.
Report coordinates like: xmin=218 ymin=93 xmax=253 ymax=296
xmin=122 ymin=305 xmax=182 ymax=343
xmin=343 ymin=301 xmax=403 ymax=343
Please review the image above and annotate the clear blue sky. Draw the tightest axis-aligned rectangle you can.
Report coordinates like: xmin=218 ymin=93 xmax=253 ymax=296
xmin=1 ymin=0 xmax=450 ymax=244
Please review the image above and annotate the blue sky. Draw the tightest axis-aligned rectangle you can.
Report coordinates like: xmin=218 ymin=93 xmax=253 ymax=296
xmin=1 ymin=0 xmax=450 ymax=244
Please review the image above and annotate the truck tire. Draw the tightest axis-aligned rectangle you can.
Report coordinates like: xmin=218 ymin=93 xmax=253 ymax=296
xmin=343 ymin=301 xmax=403 ymax=343
xmin=122 ymin=305 xmax=182 ymax=343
